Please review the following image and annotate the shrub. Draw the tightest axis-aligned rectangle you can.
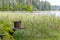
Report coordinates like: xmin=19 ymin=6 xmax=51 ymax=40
xmin=23 ymin=5 xmax=33 ymax=12
xmin=0 ymin=16 xmax=13 ymax=40
xmin=13 ymin=29 xmax=24 ymax=40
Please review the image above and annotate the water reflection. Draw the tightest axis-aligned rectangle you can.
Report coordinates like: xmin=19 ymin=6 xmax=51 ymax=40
xmin=56 ymin=11 xmax=60 ymax=16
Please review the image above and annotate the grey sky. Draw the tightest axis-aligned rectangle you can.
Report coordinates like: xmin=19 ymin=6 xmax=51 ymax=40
xmin=40 ymin=0 xmax=60 ymax=5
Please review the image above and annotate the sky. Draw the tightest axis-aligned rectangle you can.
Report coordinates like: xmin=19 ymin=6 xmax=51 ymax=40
xmin=40 ymin=0 xmax=60 ymax=6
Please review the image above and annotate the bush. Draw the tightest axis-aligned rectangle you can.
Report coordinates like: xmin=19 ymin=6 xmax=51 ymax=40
xmin=0 ymin=16 xmax=13 ymax=40
xmin=23 ymin=5 xmax=33 ymax=12
xmin=13 ymin=30 xmax=25 ymax=40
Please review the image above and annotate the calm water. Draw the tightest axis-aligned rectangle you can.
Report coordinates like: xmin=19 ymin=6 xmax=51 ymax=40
xmin=33 ymin=11 xmax=60 ymax=16
xmin=0 ymin=11 xmax=60 ymax=16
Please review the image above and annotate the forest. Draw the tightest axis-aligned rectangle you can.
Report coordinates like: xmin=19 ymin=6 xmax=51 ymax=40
xmin=0 ymin=0 xmax=52 ymax=11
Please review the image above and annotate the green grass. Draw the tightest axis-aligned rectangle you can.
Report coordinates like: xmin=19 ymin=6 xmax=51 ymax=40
xmin=0 ymin=13 xmax=60 ymax=40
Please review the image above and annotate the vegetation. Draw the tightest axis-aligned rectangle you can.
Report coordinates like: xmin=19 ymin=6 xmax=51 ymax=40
xmin=0 ymin=0 xmax=51 ymax=11
xmin=13 ymin=30 xmax=24 ymax=40
xmin=0 ymin=0 xmax=60 ymax=11
xmin=32 ymin=0 xmax=51 ymax=11
xmin=0 ymin=0 xmax=59 ymax=40
xmin=0 ymin=13 xmax=60 ymax=40
xmin=23 ymin=5 xmax=33 ymax=12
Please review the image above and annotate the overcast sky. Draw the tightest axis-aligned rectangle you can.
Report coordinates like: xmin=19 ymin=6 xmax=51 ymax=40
xmin=40 ymin=0 xmax=60 ymax=5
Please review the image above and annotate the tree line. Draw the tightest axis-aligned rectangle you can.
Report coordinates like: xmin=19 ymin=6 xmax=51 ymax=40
xmin=0 ymin=0 xmax=59 ymax=11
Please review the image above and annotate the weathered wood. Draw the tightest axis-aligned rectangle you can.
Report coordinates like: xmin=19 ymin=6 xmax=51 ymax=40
xmin=9 ymin=21 xmax=25 ymax=35
xmin=14 ymin=21 xmax=21 ymax=29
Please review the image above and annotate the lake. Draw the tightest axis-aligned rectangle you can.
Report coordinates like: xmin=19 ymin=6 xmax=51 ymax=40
xmin=0 ymin=11 xmax=60 ymax=16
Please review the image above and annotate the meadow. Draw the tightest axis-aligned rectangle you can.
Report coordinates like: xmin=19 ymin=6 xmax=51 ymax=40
xmin=0 ymin=13 xmax=60 ymax=40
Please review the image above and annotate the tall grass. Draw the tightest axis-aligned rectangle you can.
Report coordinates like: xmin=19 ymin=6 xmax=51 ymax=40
xmin=0 ymin=13 xmax=60 ymax=40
